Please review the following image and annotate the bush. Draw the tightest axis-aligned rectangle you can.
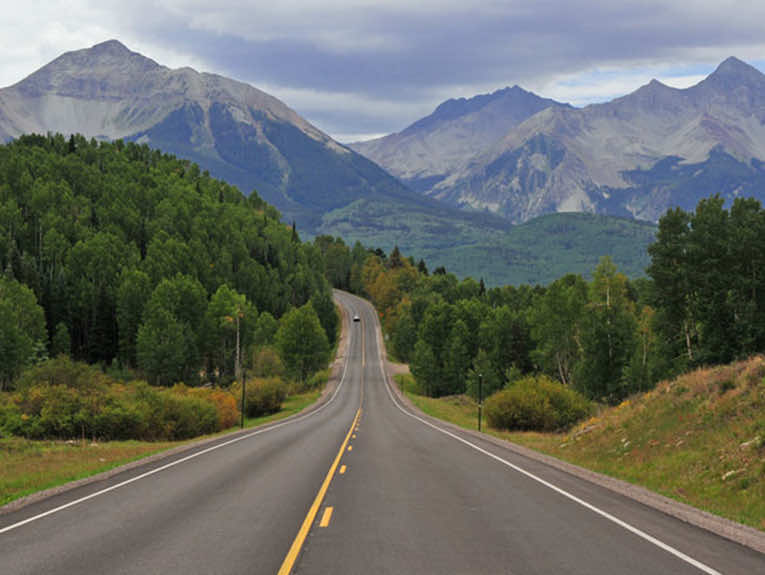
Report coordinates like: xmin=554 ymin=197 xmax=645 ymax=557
xmin=231 ymin=378 xmax=287 ymax=418
xmin=484 ymin=375 xmax=591 ymax=432
xmin=250 ymin=346 xmax=285 ymax=378
xmin=305 ymin=369 xmax=330 ymax=390
xmin=175 ymin=384 xmax=240 ymax=430
xmin=0 ymin=358 xmax=239 ymax=440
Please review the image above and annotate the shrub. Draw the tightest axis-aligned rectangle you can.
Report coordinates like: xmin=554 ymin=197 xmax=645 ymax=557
xmin=180 ymin=385 xmax=240 ymax=429
xmin=305 ymin=369 xmax=329 ymax=390
xmin=251 ymin=346 xmax=285 ymax=378
xmin=231 ymin=378 xmax=287 ymax=418
xmin=15 ymin=356 xmax=111 ymax=393
xmin=485 ymin=375 xmax=591 ymax=432
xmin=1 ymin=359 xmax=237 ymax=440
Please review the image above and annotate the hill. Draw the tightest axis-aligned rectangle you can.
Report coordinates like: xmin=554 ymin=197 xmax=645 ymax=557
xmin=322 ymin=207 xmax=655 ymax=285
xmin=509 ymin=357 xmax=765 ymax=531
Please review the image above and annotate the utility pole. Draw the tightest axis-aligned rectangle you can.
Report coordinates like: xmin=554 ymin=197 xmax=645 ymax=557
xmin=478 ymin=372 xmax=483 ymax=432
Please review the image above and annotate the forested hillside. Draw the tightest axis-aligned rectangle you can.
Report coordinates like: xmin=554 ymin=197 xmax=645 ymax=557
xmin=319 ymin=194 xmax=765 ymax=412
xmin=0 ymin=134 xmax=337 ymax=390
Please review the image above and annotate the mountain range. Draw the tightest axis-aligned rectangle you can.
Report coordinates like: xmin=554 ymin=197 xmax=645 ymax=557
xmin=0 ymin=40 xmax=657 ymax=285
xmin=353 ymin=57 xmax=765 ymax=223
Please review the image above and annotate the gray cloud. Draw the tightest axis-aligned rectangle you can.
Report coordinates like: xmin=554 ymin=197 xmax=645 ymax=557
xmin=3 ymin=1 xmax=765 ymax=139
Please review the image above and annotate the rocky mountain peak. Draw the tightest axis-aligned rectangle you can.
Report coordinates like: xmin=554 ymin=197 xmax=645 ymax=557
xmin=699 ymin=56 xmax=765 ymax=91
xmin=15 ymin=40 xmax=161 ymax=99
xmin=89 ymin=39 xmax=132 ymax=56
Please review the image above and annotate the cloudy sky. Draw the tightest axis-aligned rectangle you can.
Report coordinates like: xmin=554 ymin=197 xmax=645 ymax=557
xmin=2 ymin=1 xmax=765 ymax=142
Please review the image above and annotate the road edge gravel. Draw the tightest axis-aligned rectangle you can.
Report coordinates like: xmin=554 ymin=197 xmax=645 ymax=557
xmin=0 ymin=298 xmax=351 ymax=517
xmin=370 ymin=302 xmax=765 ymax=556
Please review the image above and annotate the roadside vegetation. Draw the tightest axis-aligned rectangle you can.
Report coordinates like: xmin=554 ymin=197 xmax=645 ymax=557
xmin=396 ymin=358 xmax=765 ymax=531
xmin=321 ymin=194 xmax=765 ymax=412
xmin=0 ymin=388 xmax=321 ymax=506
xmin=0 ymin=135 xmax=346 ymax=503
xmin=320 ymin=194 xmax=765 ymax=530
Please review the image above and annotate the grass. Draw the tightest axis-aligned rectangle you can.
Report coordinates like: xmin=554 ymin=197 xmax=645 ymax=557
xmin=0 ymin=388 xmax=323 ymax=507
xmin=395 ymin=360 xmax=765 ymax=531
xmin=0 ymin=438 xmax=179 ymax=506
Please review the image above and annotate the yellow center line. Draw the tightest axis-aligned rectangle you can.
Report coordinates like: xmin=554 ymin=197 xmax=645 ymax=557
xmin=276 ymin=408 xmax=361 ymax=575
xmin=347 ymin=445 xmax=353 ymax=451
xmin=319 ymin=506 xmax=333 ymax=527
xmin=339 ymin=465 xmax=346 ymax=474
xmin=352 ymin=434 xmax=356 ymax=439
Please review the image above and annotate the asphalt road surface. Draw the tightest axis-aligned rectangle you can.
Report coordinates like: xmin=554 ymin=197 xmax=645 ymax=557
xmin=1 ymin=291 xmax=763 ymax=574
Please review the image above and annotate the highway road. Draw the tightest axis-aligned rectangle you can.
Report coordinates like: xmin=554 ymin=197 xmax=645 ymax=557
xmin=1 ymin=291 xmax=763 ymax=574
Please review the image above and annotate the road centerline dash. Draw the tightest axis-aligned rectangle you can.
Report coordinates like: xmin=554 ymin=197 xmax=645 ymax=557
xmin=277 ymin=408 xmax=361 ymax=575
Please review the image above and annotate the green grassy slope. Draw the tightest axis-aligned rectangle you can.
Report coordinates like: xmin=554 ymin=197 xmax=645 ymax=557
xmin=397 ymin=356 xmax=765 ymax=530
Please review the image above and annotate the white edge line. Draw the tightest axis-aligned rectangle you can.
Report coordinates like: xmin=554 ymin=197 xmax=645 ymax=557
xmin=366 ymin=297 xmax=722 ymax=575
xmin=0 ymin=305 xmax=356 ymax=536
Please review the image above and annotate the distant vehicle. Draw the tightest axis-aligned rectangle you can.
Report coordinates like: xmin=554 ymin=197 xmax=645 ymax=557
xmin=353 ymin=315 xmax=361 ymax=322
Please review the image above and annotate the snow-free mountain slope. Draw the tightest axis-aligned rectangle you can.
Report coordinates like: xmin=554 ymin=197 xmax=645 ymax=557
xmin=353 ymin=57 xmax=765 ymax=223
xmin=439 ymin=57 xmax=765 ymax=222
xmin=350 ymin=86 xmax=570 ymax=193
xmin=0 ymin=40 xmax=417 ymax=230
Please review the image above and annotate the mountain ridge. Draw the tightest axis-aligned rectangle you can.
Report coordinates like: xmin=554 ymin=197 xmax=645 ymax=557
xmin=0 ymin=40 xmax=659 ymax=285
xmin=350 ymin=85 xmax=571 ymax=193
xmin=353 ymin=56 xmax=765 ymax=223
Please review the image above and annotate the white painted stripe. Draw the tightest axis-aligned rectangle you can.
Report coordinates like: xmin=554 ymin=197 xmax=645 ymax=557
xmin=364 ymin=296 xmax=722 ymax=575
xmin=0 ymin=303 xmax=358 ymax=536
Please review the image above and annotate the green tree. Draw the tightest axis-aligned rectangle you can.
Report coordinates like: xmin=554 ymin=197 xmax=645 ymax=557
xmin=528 ymin=274 xmax=588 ymax=386
xmin=203 ymin=284 xmax=254 ymax=383
xmin=0 ymin=276 xmax=46 ymax=390
xmin=136 ymin=309 xmax=191 ymax=386
xmin=647 ymin=207 xmax=694 ymax=372
xmin=253 ymin=312 xmax=279 ymax=347
xmin=275 ymin=302 xmax=330 ymax=383
xmin=116 ymin=269 xmax=152 ymax=367
xmin=137 ymin=275 xmax=207 ymax=385
xmin=410 ymin=339 xmax=437 ymax=397
xmin=466 ymin=349 xmax=502 ymax=401
xmin=391 ymin=307 xmax=417 ymax=363
xmin=51 ymin=322 xmax=71 ymax=357
xmin=444 ymin=319 xmax=471 ymax=394
xmin=687 ymin=196 xmax=734 ymax=363
xmin=575 ymin=258 xmax=637 ymax=403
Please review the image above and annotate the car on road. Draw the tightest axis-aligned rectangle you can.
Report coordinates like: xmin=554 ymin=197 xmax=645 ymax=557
xmin=353 ymin=314 xmax=361 ymax=322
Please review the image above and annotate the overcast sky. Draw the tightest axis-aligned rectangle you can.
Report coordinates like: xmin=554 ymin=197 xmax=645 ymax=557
xmin=2 ymin=1 xmax=765 ymax=142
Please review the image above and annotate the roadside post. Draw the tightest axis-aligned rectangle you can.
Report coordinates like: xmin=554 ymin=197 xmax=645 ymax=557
xmin=478 ymin=373 xmax=483 ymax=432
xmin=241 ymin=367 xmax=246 ymax=429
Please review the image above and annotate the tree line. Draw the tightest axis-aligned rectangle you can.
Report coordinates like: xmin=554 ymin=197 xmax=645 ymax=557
xmin=316 ymin=194 xmax=765 ymax=406
xmin=0 ymin=134 xmax=336 ymax=391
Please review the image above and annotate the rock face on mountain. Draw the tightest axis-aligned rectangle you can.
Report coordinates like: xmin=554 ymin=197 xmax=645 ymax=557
xmin=350 ymin=86 xmax=570 ymax=195
xmin=355 ymin=57 xmax=765 ymax=223
xmin=0 ymin=40 xmax=415 ymax=230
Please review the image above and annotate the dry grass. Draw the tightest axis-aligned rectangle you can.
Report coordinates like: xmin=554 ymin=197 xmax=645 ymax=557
xmin=397 ymin=359 xmax=765 ymax=531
